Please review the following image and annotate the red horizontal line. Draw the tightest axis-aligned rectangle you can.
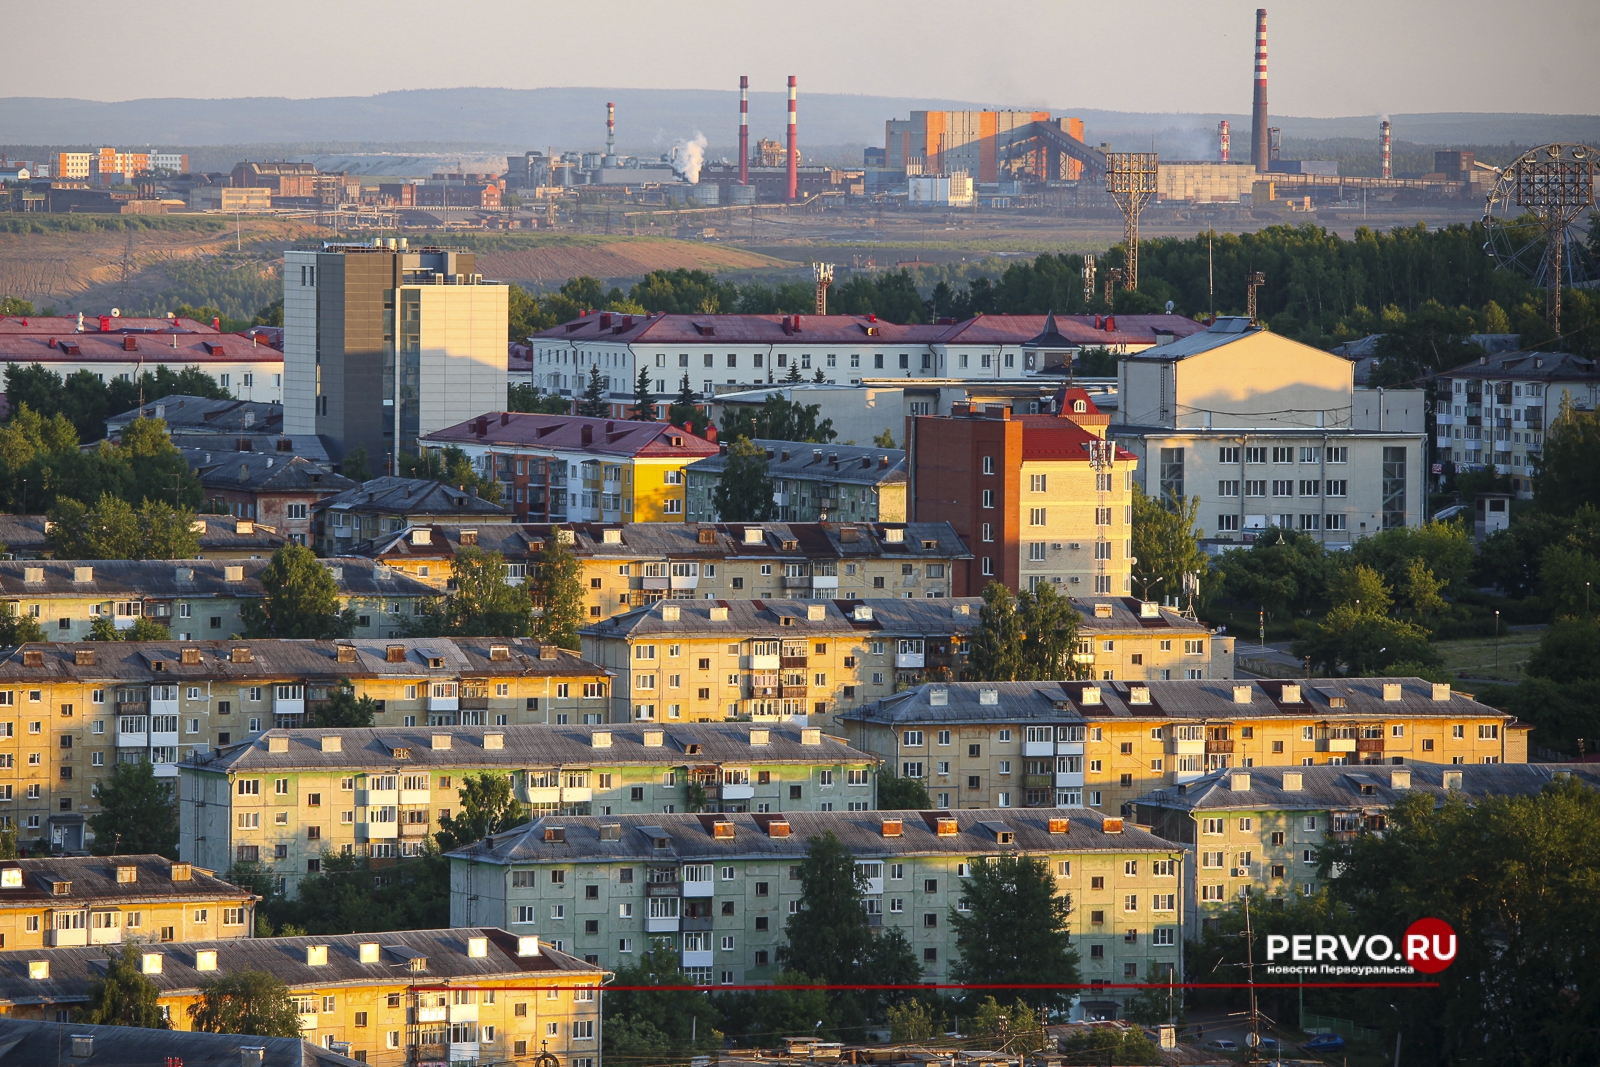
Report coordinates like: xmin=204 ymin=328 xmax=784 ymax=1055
xmin=406 ymin=981 xmax=1438 ymax=992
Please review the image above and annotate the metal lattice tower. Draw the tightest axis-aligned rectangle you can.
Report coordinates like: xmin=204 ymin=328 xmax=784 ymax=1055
xmin=1081 ymin=254 xmax=1096 ymax=306
xmin=1246 ymin=272 xmax=1266 ymax=320
xmin=812 ymin=262 xmax=834 ymax=315
xmin=1105 ymin=267 xmax=1123 ymax=308
xmin=1104 ymin=152 xmax=1158 ymax=291
xmin=1483 ymin=143 xmax=1598 ymax=334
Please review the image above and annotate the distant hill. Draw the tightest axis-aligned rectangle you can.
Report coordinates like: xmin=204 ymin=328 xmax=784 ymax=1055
xmin=3 ymin=87 xmax=1596 ymax=157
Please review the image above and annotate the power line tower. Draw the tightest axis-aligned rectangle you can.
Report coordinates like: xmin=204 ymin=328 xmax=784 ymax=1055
xmin=1104 ymin=152 xmax=1158 ymax=291
xmin=1246 ymin=272 xmax=1266 ymax=321
xmin=116 ymin=231 xmax=136 ymax=311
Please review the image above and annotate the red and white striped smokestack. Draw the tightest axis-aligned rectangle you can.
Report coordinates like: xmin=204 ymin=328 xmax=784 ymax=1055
xmin=1380 ymin=119 xmax=1392 ymax=179
xmin=606 ymin=102 xmax=615 ymax=159
xmin=1219 ymin=120 xmax=1231 ymax=163
xmin=739 ymin=76 xmax=749 ymax=186
xmin=1251 ymin=8 xmax=1269 ymax=173
xmin=787 ymin=75 xmax=798 ymax=201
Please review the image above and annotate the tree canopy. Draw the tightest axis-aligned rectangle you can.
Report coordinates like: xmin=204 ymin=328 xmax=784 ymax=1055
xmin=435 ymin=772 xmax=530 ymax=852
xmin=948 ymin=853 xmax=1080 ymax=1011
xmin=966 ymin=581 xmax=1084 ymax=681
xmin=529 ymin=534 xmax=584 ymax=650
xmin=77 ymin=943 xmax=169 ymax=1029
xmin=1131 ymin=487 xmax=1205 ymax=605
xmin=241 ymin=544 xmax=355 ymax=639
xmin=88 ymin=759 xmax=177 ymax=858
xmin=47 ymin=493 xmax=200 ymax=560
xmin=719 ymin=393 xmax=837 ymax=444
xmin=188 ymin=970 xmax=303 ymax=1037
xmin=411 ymin=546 xmax=532 ymax=637
xmin=712 ymin=437 xmax=778 ymax=523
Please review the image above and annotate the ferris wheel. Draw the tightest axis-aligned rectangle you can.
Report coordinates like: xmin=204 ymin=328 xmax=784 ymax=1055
xmin=1482 ymin=142 xmax=1598 ymax=334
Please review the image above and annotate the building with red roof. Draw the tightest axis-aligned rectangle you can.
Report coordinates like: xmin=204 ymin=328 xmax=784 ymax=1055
xmin=421 ymin=412 xmax=719 ymax=524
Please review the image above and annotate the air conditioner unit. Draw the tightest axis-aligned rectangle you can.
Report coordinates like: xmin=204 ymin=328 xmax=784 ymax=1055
xmin=1068 ymin=542 xmax=1081 ymax=550
xmin=1230 ymin=868 xmax=1240 ymax=877
xmin=1069 ymin=576 xmax=1081 ymax=584
xmin=1051 ymin=543 xmax=1063 ymax=550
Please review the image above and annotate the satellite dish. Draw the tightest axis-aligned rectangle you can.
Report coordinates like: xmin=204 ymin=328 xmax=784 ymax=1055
xmin=111 ymin=308 xmax=121 ymax=317
xmin=1165 ymin=300 xmax=1175 ymax=313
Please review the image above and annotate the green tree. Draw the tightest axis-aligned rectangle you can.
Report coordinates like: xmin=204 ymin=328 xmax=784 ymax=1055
xmin=0 ymin=610 xmax=47 ymax=645
xmin=578 ymin=364 xmax=610 ymax=417
xmin=969 ymin=997 xmax=1043 ymax=1051
xmin=1121 ymin=962 xmax=1183 ymax=1026
xmin=116 ymin=416 xmax=203 ymax=509
xmin=778 ymin=831 xmax=920 ymax=1021
xmin=719 ymin=393 xmax=837 ymax=443
xmin=948 ymin=854 xmax=1080 ymax=1011
xmin=529 ymin=533 xmax=584 ymax=650
xmin=87 ymin=615 xmax=123 ymax=642
xmin=1294 ymin=606 xmax=1440 ymax=676
xmin=435 ymin=772 xmax=529 ymax=852
xmin=510 ymin=382 xmax=569 ymax=413
xmin=88 ymin=760 xmax=177 ymax=858
xmin=399 ymin=445 xmax=503 ymax=504
xmin=784 ymin=360 xmax=804 ymax=383
xmin=1215 ymin=527 xmax=1335 ymax=620
xmin=630 ymin=269 xmax=740 ymax=315
xmin=885 ymin=999 xmax=938 ymax=1042
xmin=967 ymin=581 xmax=1026 ymax=681
xmin=1327 ymin=562 xmax=1394 ymax=614
xmin=1535 ymin=393 xmax=1600 ymax=514
xmin=876 ymin=769 xmax=931 ymax=810
xmin=712 ymin=437 xmax=777 ymax=522
xmin=48 ymin=494 xmax=140 ymax=559
xmin=1131 ymin=486 xmax=1205 ymax=605
xmin=1319 ymin=777 xmax=1600 ymax=1066
xmin=605 ymin=942 xmax=722 ymax=1052
xmin=872 ymin=428 xmax=897 ymax=449
xmin=666 ymin=373 xmax=709 ymax=436
xmin=966 ymin=581 xmax=1084 ymax=681
xmin=0 ymin=824 xmax=17 ymax=860
xmin=1057 ymin=1026 xmax=1162 ymax=1065
xmin=630 ymin=365 xmax=656 ymax=420
xmin=1540 ymin=544 xmax=1600 ymax=618
xmin=306 ymin=685 xmax=378 ymax=728
xmin=342 ymin=446 xmax=372 ymax=483
xmin=715 ymin=968 xmax=837 ymax=1045
xmin=1395 ymin=557 xmax=1448 ymax=622
xmin=188 ymin=970 xmax=304 ymax=1037
xmin=437 ymin=547 xmax=534 ymax=636
xmin=242 ymin=544 xmax=356 ymax=639
xmin=0 ymin=297 xmax=35 ymax=316
xmin=262 ymin=850 xmax=448 ymax=935
xmin=252 ymin=298 xmax=284 ymax=327
xmin=76 ymin=943 xmax=170 ymax=1029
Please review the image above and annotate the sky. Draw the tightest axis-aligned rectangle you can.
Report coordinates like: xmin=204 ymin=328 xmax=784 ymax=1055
xmin=15 ymin=0 xmax=1598 ymax=117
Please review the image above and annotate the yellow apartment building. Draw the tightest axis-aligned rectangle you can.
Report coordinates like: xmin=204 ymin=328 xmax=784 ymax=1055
xmin=180 ymin=722 xmax=880 ymax=897
xmin=421 ymin=412 xmax=722 ymax=524
xmin=0 ymin=638 xmax=609 ymax=853
xmin=353 ymin=520 xmax=971 ymax=621
xmin=842 ymin=678 xmax=1527 ymax=815
xmin=0 ymin=856 xmax=256 ymax=952
xmin=0 ymin=558 xmax=436 ymax=642
xmin=0 ymin=927 xmax=605 ymax=1067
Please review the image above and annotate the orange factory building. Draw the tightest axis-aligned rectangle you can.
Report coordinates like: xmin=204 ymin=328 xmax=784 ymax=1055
xmin=884 ymin=111 xmax=1084 ymax=183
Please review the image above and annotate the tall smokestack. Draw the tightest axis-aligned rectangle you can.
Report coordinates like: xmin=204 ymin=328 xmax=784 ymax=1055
xmin=787 ymin=75 xmax=798 ymax=201
xmin=1251 ymin=8 xmax=1269 ymax=172
xmin=1219 ymin=120 xmax=1231 ymax=163
xmin=606 ymin=102 xmax=615 ymax=161
xmin=739 ymin=76 xmax=749 ymax=186
xmin=1380 ymin=119 xmax=1392 ymax=179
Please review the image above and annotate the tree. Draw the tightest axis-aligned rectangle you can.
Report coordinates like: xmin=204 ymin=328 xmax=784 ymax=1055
xmin=1121 ymin=962 xmax=1183 ymax=1027
xmin=784 ymin=360 xmax=804 ymax=383
xmin=719 ymin=393 xmax=837 ymax=443
xmin=578 ymin=364 xmax=610 ymax=417
xmin=88 ymin=760 xmax=177 ymax=858
xmin=716 ymin=968 xmax=838 ymax=1045
xmin=1327 ymin=563 xmax=1393 ymax=615
xmin=1131 ymin=486 xmax=1205 ymax=605
xmin=1294 ymin=606 xmax=1440 ymax=676
xmin=435 ymin=772 xmax=529 ymax=852
xmin=969 ymin=997 xmax=1043 ymax=1051
xmin=605 ymin=943 xmax=723 ymax=1053
xmin=77 ymin=943 xmax=169 ymax=1029
xmin=87 ymin=615 xmax=169 ymax=641
xmin=1215 ymin=526 xmax=1335 ymax=620
xmin=431 ymin=546 xmax=534 ymax=636
xmin=399 ymin=446 xmax=503 ymax=504
xmin=48 ymin=495 xmax=200 ymax=560
xmin=778 ymin=831 xmax=920 ymax=1022
xmin=529 ymin=534 xmax=584 ymax=650
xmin=630 ymin=365 xmax=657 ymax=421
xmin=1318 ymin=777 xmax=1600 ymax=1067
xmin=885 ymin=999 xmax=938 ymax=1042
xmin=712 ymin=437 xmax=777 ymax=522
xmin=1057 ymin=1027 xmax=1162 ymax=1065
xmin=188 ymin=970 xmax=304 ymax=1037
xmin=948 ymin=854 xmax=1080 ymax=1011
xmin=306 ymin=685 xmax=377 ymax=728
xmin=1535 ymin=393 xmax=1600 ymax=514
xmin=872 ymin=428 xmax=897 ymax=449
xmin=260 ymin=850 xmax=448 ymax=935
xmin=968 ymin=582 xmax=1026 ymax=681
xmin=966 ymin=581 xmax=1084 ymax=681
xmin=666 ymin=373 xmax=709 ymax=436
xmin=876 ymin=769 xmax=931 ymax=810
xmin=242 ymin=544 xmax=356 ymax=639
xmin=509 ymin=382 xmax=570 ymax=414
xmin=342 ymin=445 xmax=372 ymax=482
xmin=0 ymin=610 xmax=46 ymax=645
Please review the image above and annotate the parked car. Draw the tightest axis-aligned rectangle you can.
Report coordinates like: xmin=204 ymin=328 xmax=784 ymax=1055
xmin=1302 ymin=1032 xmax=1347 ymax=1052
xmin=1205 ymin=1039 xmax=1239 ymax=1051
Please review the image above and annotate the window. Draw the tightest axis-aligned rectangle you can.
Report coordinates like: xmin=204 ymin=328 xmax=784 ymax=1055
xmin=1218 ymin=480 xmax=1240 ymax=497
xmin=1219 ymin=446 xmax=1240 ymax=463
xmin=1030 ymin=474 xmax=1047 ymax=492
xmin=981 ymin=489 xmax=994 ymax=508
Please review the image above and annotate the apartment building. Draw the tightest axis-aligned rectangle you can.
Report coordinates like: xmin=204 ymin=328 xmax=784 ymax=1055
xmin=353 ymin=521 xmax=969 ymax=619
xmin=420 ymin=412 xmax=720 ymax=524
xmin=0 ymin=856 xmax=256 ymax=952
xmin=840 ymin=679 xmax=1527 ymax=817
xmin=188 ymin=453 xmax=357 ymax=546
xmin=684 ymin=441 xmax=907 ymax=524
xmin=1133 ymin=763 xmax=1600 ymax=934
xmin=0 ymin=928 xmax=604 ymax=1067
xmin=0 ymin=559 xmax=437 ymax=642
xmin=0 ymin=515 xmax=290 ymax=562
xmin=180 ymin=723 xmax=879 ymax=895
xmin=313 ymin=477 xmax=507 ymax=555
xmin=1433 ymin=350 xmax=1600 ymax=498
xmin=1112 ymin=317 xmax=1426 ymax=543
xmin=0 ymin=1020 xmax=354 ymax=1067
xmin=0 ymin=637 xmax=608 ymax=853
xmin=0 ymin=330 xmax=284 ymax=405
xmin=910 ymin=402 xmax=1137 ymax=597
xmin=448 ymin=809 xmax=1183 ymax=1015
xmin=283 ymin=243 xmax=508 ymax=466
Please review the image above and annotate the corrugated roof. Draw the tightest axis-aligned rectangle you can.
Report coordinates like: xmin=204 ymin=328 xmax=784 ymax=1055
xmin=423 ymin=413 xmax=721 ymax=459
xmin=685 ymin=440 xmax=906 ymax=485
xmin=0 ymin=316 xmax=217 ymax=335
xmin=448 ymin=808 xmax=1175 ymax=865
xmin=0 ymin=515 xmax=302 ymax=556
xmin=105 ymin=396 xmax=282 ymax=435
xmin=1132 ymin=762 xmax=1600 ymax=812
xmin=0 ymin=855 xmax=255 ymax=908
xmin=532 ymin=312 xmax=938 ymax=346
xmin=186 ymin=450 xmax=357 ymax=495
xmin=0 ymin=1019 xmax=361 ymax=1067
xmin=0 ymin=334 xmax=283 ymax=367
xmin=1436 ymin=350 xmax=1600 ymax=382
xmin=0 ymin=558 xmax=434 ymax=600
xmin=188 ymin=722 xmax=875 ymax=774
xmin=0 ymin=928 xmax=601 ymax=1008
xmin=313 ymin=477 xmax=508 ymax=518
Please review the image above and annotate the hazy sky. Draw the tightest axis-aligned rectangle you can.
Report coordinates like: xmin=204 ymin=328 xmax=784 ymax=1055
xmin=18 ymin=0 xmax=1598 ymax=116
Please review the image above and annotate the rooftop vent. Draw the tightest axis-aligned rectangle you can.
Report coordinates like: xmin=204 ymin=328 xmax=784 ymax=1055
xmin=1229 ymin=771 xmax=1251 ymax=791
xmin=1079 ymin=686 xmax=1102 ymax=706
xmin=743 ymin=527 xmax=764 ymax=545
xmin=22 ymin=566 xmax=43 ymax=583
xmin=115 ymin=864 xmax=138 ymax=884
xmin=711 ymin=820 xmax=735 ymax=840
xmin=410 ymin=527 xmax=432 ymax=545
xmin=484 ymin=733 xmax=504 ymax=750
xmin=517 ymin=935 xmax=541 ymax=957
xmin=880 ymin=818 xmax=902 ymax=837
xmin=928 ymin=688 xmax=948 ymax=706
xmin=544 ymin=826 xmax=566 ymax=843
xmin=853 ymin=605 xmax=874 ymax=621
xmin=1094 ymin=603 xmax=1113 ymax=618
xmin=883 ymin=528 xmax=904 ymax=543
xmin=698 ymin=528 xmax=717 ymax=544
xmin=766 ymin=818 xmax=791 ymax=838
xmin=1280 ymin=683 xmax=1301 ymax=703
xmin=195 ymin=950 xmax=217 ymax=971
xmin=934 ymin=815 xmax=958 ymax=836
xmin=644 ymin=730 xmax=664 ymax=747
xmin=602 ymin=529 xmax=622 ymax=544
xmin=141 ymin=952 xmax=163 ymax=974
xmin=1431 ymin=682 xmax=1451 ymax=701
xmin=336 ymin=644 xmax=357 ymax=663
xmin=1233 ymin=685 xmax=1253 ymax=704
xmin=1129 ymin=686 xmax=1151 ymax=705
xmin=600 ymin=824 xmax=621 ymax=841
xmin=1382 ymin=683 xmax=1403 ymax=702
xmin=267 ymin=736 xmax=288 ymax=753
xmin=800 ymin=727 xmax=821 ymax=745
xmin=661 ymin=604 xmax=681 ymax=622
xmin=1390 ymin=768 xmax=1411 ymax=789
xmin=749 ymin=728 xmax=770 ymax=746
xmin=951 ymin=603 xmax=970 ymax=617
xmin=224 ymin=565 xmax=244 ymax=582
xmin=1048 ymin=816 xmax=1070 ymax=834
xmin=1281 ymin=771 xmax=1303 ymax=791
xmin=171 ymin=863 xmax=192 ymax=882
xmin=1139 ymin=601 xmax=1160 ymax=618
xmin=320 ymin=735 xmax=342 ymax=753
xmin=978 ymin=689 xmax=998 ymax=705
xmin=431 ymin=734 xmax=451 ymax=750
xmin=386 ymin=645 xmax=406 ymax=663
xmin=359 ymin=942 xmax=380 ymax=963
xmin=28 ymin=961 xmax=48 ymax=980
xmin=1100 ymin=817 xmax=1123 ymax=834
xmin=74 ymin=566 xmax=93 ymax=583
xmin=709 ymin=606 xmax=728 ymax=621
xmin=307 ymin=945 xmax=328 ymax=966
xmin=1443 ymin=770 xmax=1464 ymax=790
xmin=468 ymin=937 xmax=489 ymax=958
xmin=806 ymin=604 xmax=825 ymax=621
xmin=22 ymin=650 xmax=42 ymax=667
xmin=231 ymin=647 xmax=253 ymax=664
xmin=490 ymin=644 xmax=510 ymax=661
xmin=592 ymin=731 xmax=612 ymax=749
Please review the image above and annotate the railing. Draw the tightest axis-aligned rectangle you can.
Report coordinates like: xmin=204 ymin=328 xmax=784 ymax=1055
xmin=1355 ymin=737 xmax=1385 ymax=752
xmin=459 ymin=696 xmax=490 ymax=710
xmin=1204 ymin=739 xmax=1235 ymax=754
xmin=645 ymin=882 xmax=680 ymax=896
xmin=779 ymin=656 xmax=808 ymax=669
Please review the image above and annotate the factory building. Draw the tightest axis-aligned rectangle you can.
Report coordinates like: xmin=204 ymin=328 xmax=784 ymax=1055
xmin=885 ymin=111 xmax=1082 ymax=183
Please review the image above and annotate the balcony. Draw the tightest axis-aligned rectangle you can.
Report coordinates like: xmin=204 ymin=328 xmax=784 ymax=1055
xmin=151 ymin=729 xmax=179 ymax=748
xmin=781 ymin=575 xmax=812 ymax=589
xmin=358 ymin=789 xmax=398 ymax=807
xmin=1054 ymin=771 xmax=1085 ymax=788
xmin=460 ymin=696 xmax=490 ymax=710
xmin=399 ymin=789 xmax=431 ymax=806
xmin=1023 ymin=774 xmax=1052 ymax=788
xmin=720 ymin=783 xmax=754 ymax=801
xmin=749 ymin=654 xmax=780 ymax=671
xmin=812 ymin=574 xmax=839 ymax=590
xmin=895 ymin=652 xmax=925 ymax=669
xmin=1204 ymin=740 xmax=1234 ymax=754
xmin=670 ymin=574 xmax=699 ymax=590
xmin=1356 ymin=737 xmax=1385 ymax=753
xmin=645 ymin=916 xmax=680 ymax=933
xmin=415 ymin=1006 xmax=448 ymax=1024
xmin=645 ymin=882 xmax=680 ymax=896
xmin=1022 ymin=740 xmax=1054 ymax=757
xmin=681 ymin=950 xmax=714 ymax=968
xmin=524 ymin=785 xmax=562 ymax=805
xmin=779 ymin=656 xmax=808 ymax=669
xmin=1168 ymin=738 xmax=1205 ymax=755
xmin=1056 ymin=740 xmax=1085 ymax=756
xmin=1325 ymin=738 xmax=1357 ymax=753
xmin=682 ymin=878 xmax=714 ymax=898
xmin=400 ymin=821 xmax=430 ymax=837
xmin=298 ymin=1013 xmax=319 ymax=1032
xmin=363 ymin=820 xmax=398 ymax=839
xmin=115 ymin=701 xmax=148 ymax=714
xmin=427 ymin=694 xmax=459 ymax=713
xmin=642 ymin=576 xmax=670 ymax=591
xmin=561 ymin=786 xmax=593 ymax=803
xmin=47 ymin=927 xmax=88 ymax=948
xmin=89 ymin=922 xmax=122 ymax=946
xmin=116 ymin=730 xmax=148 ymax=749
xmin=682 ymin=914 xmax=715 ymax=931
xmin=448 ymin=1003 xmax=478 ymax=1023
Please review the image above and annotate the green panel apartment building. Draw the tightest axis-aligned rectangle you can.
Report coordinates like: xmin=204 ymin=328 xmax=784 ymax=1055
xmin=180 ymin=723 xmax=879 ymax=896
xmin=447 ymin=809 xmax=1185 ymax=1017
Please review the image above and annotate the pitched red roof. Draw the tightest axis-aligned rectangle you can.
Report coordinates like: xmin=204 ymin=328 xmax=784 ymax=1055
xmin=1015 ymin=414 xmax=1137 ymax=462
xmin=424 ymin=413 xmax=720 ymax=458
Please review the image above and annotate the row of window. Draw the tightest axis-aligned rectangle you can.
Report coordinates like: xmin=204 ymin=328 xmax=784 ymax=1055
xmin=1218 ymin=446 xmax=1349 ymax=465
xmin=1217 ymin=479 xmax=1348 ymax=498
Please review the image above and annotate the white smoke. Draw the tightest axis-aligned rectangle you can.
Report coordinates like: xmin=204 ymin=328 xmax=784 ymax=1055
xmin=671 ymin=132 xmax=708 ymax=183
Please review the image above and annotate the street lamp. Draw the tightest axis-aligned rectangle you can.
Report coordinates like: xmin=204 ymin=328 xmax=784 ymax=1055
xmin=1494 ymin=610 xmax=1501 ymax=675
